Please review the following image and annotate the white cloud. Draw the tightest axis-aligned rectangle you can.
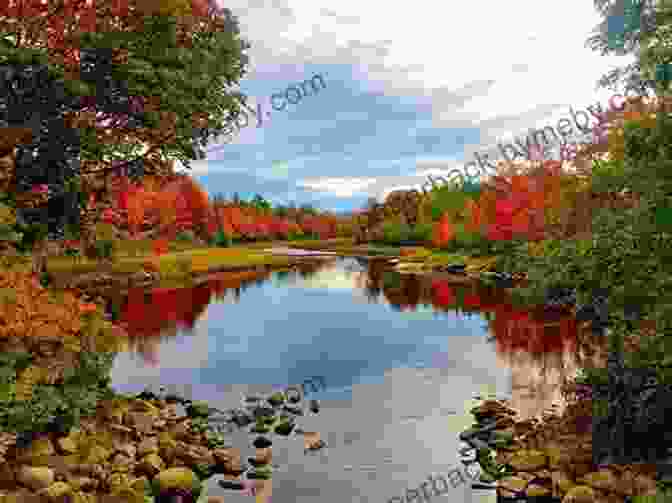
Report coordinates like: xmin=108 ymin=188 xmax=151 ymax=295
xmin=202 ymin=0 xmax=636 ymax=203
xmin=297 ymin=177 xmax=378 ymax=198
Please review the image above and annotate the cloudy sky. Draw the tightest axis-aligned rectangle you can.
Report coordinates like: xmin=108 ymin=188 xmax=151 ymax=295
xmin=181 ymin=0 xmax=637 ymax=213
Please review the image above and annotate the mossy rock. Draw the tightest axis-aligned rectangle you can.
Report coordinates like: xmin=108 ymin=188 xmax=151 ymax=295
xmin=267 ymin=392 xmax=285 ymax=406
xmin=492 ymin=430 xmax=515 ymax=442
xmin=154 ymin=467 xmax=198 ymax=493
xmin=251 ymin=424 xmax=271 ymax=434
xmin=274 ymin=421 xmax=295 ymax=436
xmin=186 ymin=400 xmax=210 ymax=418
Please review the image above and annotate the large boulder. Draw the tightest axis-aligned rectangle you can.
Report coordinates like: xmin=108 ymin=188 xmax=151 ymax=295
xmin=16 ymin=466 xmax=55 ymax=491
xmin=155 ymin=467 xmax=197 ymax=492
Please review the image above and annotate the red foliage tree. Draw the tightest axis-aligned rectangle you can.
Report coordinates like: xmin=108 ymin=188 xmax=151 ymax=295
xmin=126 ymin=185 xmax=146 ymax=236
xmin=432 ymin=213 xmax=454 ymax=248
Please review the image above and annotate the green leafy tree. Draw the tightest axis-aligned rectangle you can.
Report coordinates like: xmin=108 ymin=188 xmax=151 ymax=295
xmin=638 ymin=2 xmax=672 ymax=95
xmin=585 ymin=0 xmax=665 ymax=95
xmin=251 ymin=193 xmax=271 ymax=213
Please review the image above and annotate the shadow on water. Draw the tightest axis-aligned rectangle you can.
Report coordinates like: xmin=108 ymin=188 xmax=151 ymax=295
xmin=107 ymin=256 xmax=612 ymax=420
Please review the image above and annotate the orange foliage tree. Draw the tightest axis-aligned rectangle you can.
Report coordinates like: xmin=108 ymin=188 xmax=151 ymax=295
xmin=432 ymin=213 xmax=455 ymax=248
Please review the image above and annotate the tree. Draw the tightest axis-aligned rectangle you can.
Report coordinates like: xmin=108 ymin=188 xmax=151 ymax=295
xmin=251 ymin=193 xmax=271 ymax=213
xmin=126 ymin=185 xmax=146 ymax=236
xmin=0 ymin=0 xmax=252 ymax=264
xmin=432 ymin=213 xmax=454 ymax=248
xmin=0 ymin=0 xmax=252 ymax=179
xmin=585 ymin=0 xmax=662 ymax=95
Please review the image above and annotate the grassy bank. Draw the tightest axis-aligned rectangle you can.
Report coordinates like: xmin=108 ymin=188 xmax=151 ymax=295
xmin=46 ymin=244 xmax=300 ymax=279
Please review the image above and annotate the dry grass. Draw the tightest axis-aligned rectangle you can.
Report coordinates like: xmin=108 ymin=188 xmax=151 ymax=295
xmin=46 ymin=245 xmax=295 ymax=279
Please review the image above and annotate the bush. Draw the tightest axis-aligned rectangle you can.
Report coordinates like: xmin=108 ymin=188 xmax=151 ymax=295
xmin=430 ymin=185 xmax=469 ymax=221
xmin=381 ymin=222 xmax=411 ymax=245
xmin=287 ymin=230 xmax=304 ymax=241
xmin=211 ymin=230 xmax=231 ymax=247
xmin=0 ymin=351 xmax=117 ymax=436
xmin=14 ymin=222 xmax=48 ymax=254
xmin=91 ymin=239 xmax=115 ymax=260
xmin=408 ymin=223 xmax=433 ymax=243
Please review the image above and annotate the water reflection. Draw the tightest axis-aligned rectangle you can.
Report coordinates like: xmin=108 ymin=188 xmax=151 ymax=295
xmin=111 ymin=257 xmax=611 ymax=420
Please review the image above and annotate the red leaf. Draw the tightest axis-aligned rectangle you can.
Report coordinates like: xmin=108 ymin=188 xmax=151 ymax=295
xmin=495 ymin=199 xmax=516 ymax=217
xmin=102 ymin=208 xmax=117 ymax=225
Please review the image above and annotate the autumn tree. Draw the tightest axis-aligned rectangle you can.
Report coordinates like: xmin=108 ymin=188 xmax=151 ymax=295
xmin=0 ymin=0 xmax=251 ymax=262
xmin=0 ymin=0 xmax=251 ymax=201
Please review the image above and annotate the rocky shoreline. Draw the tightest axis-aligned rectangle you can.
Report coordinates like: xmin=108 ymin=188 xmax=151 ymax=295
xmin=458 ymin=398 xmax=660 ymax=502
xmin=0 ymin=384 xmax=325 ymax=502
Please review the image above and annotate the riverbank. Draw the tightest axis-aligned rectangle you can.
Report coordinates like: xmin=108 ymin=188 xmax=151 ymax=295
xmin=44 ymin=239 xmax=350 ymax=295
xmin=0 ymin=392 xmax=278 ymax=502
xmin=458 ymin=397 xmax=660 ymax=502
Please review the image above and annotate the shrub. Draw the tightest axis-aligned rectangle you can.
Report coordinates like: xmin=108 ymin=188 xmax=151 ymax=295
xmin=408 ymin=223 xmax=433 ymax=243
xmin=287 ymin=230 xmax=304 ymax=241
xmin=14 ymin=222 xmax=48 ymax=254
xmin=93 ymin=239 xmax=115 ymax=260
xmin=381 ymin=221 xmax=411 ymax=245
xmin=212 ymin=230 xmax=231 ymax=247
xmin=430 ymin=185 xmax=470 ymax=222
xmin=451 ymin=225 xmax=493 ymax=255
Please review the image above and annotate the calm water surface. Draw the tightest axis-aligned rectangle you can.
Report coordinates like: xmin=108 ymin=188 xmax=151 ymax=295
xmin=107 ymin=256 xmax=609 ymax=503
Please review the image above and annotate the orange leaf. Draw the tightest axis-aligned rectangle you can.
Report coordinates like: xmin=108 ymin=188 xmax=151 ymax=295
xmin=510 ymin=175 xmax=530 ymax=195
xmin=464 ymin=199 xmax=482 ymax=234
xmin=432 ymin=213 xmax=455 ymax=247
xmin=511 ymin=210 xmax=531 ymax=234
xmin=79 ymin=303 xmax=98 ymax=314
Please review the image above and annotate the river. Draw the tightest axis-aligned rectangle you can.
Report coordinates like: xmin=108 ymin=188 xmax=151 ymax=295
xmin=107 ymin=254 xmax=609 ymax=503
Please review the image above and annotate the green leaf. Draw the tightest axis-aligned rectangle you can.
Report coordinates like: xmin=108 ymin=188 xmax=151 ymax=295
xmin=64 ymin=79 xmax=94 ymax=97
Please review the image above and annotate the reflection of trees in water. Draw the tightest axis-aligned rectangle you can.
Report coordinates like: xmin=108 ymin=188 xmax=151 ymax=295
xmin=361 ymin=260 xmax=385 ymax=300
xmin=275 ymin=270 xmax=290 ymax=284
xmin=349 ymin=263 xmax=614 ymax=420
xmin=382 ymin=273 xmax=422 ymax=310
